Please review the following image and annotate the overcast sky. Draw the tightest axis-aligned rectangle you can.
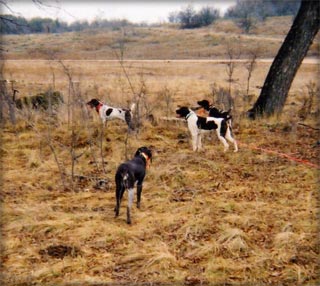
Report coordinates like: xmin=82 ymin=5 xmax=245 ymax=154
xmin=2 ymin=1 xmax=236 ymax=24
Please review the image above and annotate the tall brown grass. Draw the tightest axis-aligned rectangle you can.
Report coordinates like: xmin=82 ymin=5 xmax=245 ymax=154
xmin=2 ymin=78 xmax=319 ymax=285
xmin=1 ymin=17 xmax=319 ymax=286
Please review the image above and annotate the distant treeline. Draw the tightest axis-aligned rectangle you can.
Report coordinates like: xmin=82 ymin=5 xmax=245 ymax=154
xmin=170 ymin=0 xmax=300 ymax=29
xmin=0 ymin=0 xmax=300 ymax=34
xmin=223 ymin=0 xmax=300 ymax=33
xmin=224 ymin=0 xmax=300 ymax=20
xmin=0 ymin=15 xmax=134 ymax=34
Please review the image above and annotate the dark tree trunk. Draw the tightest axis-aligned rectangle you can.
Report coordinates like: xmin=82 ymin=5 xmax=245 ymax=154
xmin=248 ymin=0 xmax=319 ymax=119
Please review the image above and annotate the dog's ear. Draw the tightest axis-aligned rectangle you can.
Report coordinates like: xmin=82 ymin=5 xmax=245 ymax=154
xmin=135 ymin=147 xmax=143 ymax=157
xmin=87 ymin=99 xmax=94 ymax=105
xmin=87 ymin=99 xmax=100 ymax=106
xmin=198 ymin=100 xmax=210 ymax=109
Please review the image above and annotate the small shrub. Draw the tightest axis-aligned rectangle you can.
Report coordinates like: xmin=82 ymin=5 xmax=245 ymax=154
xmin=171 ymin=5 xmax=220 ymax=29
xmin=209 ymin=83 xmax=234 ymax=110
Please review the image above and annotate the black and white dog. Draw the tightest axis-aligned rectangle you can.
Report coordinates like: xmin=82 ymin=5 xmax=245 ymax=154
xmin=176 ymin=106 xmax=238 ymax=152
xmin=197 ymin=99 xmax=232 ymax=121
xmin=114 ymin=146 xmax=152 ymax=224
xmin=87 ymin=98 xmax=134 ymax=130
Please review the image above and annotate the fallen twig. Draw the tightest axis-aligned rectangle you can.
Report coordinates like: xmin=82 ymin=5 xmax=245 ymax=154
xmin=298 ymin=122 xmax=320 ymax=130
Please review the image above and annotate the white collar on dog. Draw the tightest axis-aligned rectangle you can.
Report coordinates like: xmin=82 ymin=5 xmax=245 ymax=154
xmin=140 ymin=152 xmax=148 ymax=160
xmin=140 ymin=152 xmax=150 ymax=168
xmin=186 ymin=111 xmax=194 ymax=120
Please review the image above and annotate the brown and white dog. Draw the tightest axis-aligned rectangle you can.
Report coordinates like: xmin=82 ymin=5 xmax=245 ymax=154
xmin=87 ymin=98 xmax=134 ymax=130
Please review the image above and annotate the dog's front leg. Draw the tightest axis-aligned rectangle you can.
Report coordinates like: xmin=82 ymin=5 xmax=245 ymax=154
xmin=102 ymin=117 xmax=107 ymax=128
xmin=127 ymin=188 xmax=134 ymax=224
xmin=193 ymin=132 xmax=202 ymax=151
xmin=192 ymin=134 xmax=198 ymax=151
xmin=197 ymin=132 xmax=202 ymax=150
xmin=136 ymin=184 xmax=142 ymax=209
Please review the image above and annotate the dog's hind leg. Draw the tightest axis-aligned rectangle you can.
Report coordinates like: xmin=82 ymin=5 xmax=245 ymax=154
xmin=225 ymin=127 xmax=238 ymax=152
xmin=136 ymin=184 xmax=142 ymax=209
xmin=127 ymin=188 xmax=135 ymax=224
xmin=216 ymin=129 xmax=229 ymax=152
xmin=115 ymin=185 xmax=124 ymax=217
xmin=115 ymin=194 xmax=120 ymax=217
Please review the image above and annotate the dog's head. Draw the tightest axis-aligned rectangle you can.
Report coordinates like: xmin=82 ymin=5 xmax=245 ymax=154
xmin=135 ymin=146 xmax=152 ymax=160
xmin=197 ymin=99 xmax=210 ymax=110
xmin=209 ymin=106 xmax=232 ymax=120
xmin=86 ymin=98 xmax=101 ymax=108
xmin=176 ymin=106 xmax=191 ymax=119
xmin=135 ymin=146 xmax=152 ymax=167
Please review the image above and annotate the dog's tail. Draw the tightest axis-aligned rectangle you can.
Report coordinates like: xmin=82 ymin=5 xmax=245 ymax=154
xmin=124 ymin=102 xmax=136 ymax=130
xmin=125 ymin=110 xmax=134 ymax=130
xmin=225 ymin=111 xmax=232 ymax=128
xmin=121 ymin=171 xmax=130 ymax=189
xmin=130 ymin=103 xmax=136 ymax=113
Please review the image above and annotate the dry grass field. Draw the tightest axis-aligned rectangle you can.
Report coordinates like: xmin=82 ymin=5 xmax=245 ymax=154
xmin=2 ymin=17 xmax=319 ymax=60
xmin=1 ymin=17 xmax=319 ymax=285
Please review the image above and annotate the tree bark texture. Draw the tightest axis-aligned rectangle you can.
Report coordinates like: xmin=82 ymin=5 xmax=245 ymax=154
xmin=248 ymin=0 xmax=319 ymax=118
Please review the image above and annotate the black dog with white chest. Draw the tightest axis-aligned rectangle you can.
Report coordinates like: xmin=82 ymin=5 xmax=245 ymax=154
xmin=114 ymin=146 xmax=152 ymax=224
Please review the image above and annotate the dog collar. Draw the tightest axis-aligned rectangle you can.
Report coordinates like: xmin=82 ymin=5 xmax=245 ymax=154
xmin=95 ymin=103 xmax=103 ymax=113
xmin=186 ymin=111 xmax=194 ymax=120
xmin=140 ymin=152 xmax=151 ymax=169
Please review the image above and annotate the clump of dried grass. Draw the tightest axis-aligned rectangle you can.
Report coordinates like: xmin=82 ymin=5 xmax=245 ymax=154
xmin=217 ymin=227 xmax=251 ymax=256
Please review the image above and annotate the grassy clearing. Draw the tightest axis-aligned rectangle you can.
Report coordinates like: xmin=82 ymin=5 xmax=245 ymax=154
xmin=2 ymin=59 xmax=318 ymax=112
xmin=1 ymin=105 xmax=319 ymax=285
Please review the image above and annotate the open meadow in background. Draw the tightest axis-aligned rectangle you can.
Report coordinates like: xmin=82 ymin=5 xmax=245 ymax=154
xmin=0 ymin=16 xmax=319 ymax=285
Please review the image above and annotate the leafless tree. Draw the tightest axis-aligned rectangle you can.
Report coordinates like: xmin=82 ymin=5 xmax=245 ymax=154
xmin=298 ymin=81 xmax=319 ymax=120
xmin=0 ymin=79 xmax=17 ymax=125
xmin=0 ymin=0 xmax=59 ymax=26
xmin=57 ymin=60 xmax=76 ymax=127
xmin=245 ymin=49 xmax=258 ymax=96
xmin=248 ymin=0 xmax=320 ymax=118
xmin=109 ymin=28 xmax=139 ymax=159
xmin=159 ymin=85 xmax=175 ymax=119
xmin=224 ymin=42 xmax=241 ymax=110
xmin=209 ymin=83 xmax=233 ymax=111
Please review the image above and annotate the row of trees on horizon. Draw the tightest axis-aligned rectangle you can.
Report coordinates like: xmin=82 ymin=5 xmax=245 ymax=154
xmin=0 ymin=0 xmax=300 ymax=35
